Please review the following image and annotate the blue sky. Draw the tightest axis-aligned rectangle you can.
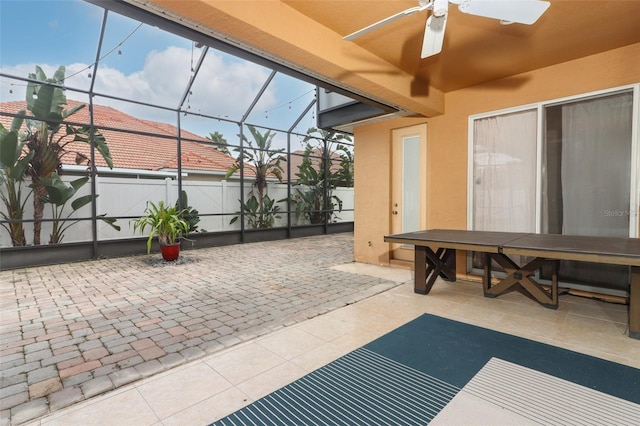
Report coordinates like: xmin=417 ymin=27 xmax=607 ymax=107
xmin=0 ymin=0 xmax=318 ymax=144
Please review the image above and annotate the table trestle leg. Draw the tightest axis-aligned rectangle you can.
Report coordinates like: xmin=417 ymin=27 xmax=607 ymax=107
xmin=484 ymin=253 xmax=559 ymax=309
xmin=630 ymin=266 xmax=639 ymax=339
xmin=414 ymin=246 xmax=456 ymax=294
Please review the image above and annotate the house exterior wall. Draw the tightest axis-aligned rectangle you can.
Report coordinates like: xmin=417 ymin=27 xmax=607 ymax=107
xmin=354 ymin=43 xmax=640 ymax=269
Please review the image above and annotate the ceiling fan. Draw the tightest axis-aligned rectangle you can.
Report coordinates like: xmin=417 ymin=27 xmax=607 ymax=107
xmin=343 ymin=0 xmax=550 ymax=58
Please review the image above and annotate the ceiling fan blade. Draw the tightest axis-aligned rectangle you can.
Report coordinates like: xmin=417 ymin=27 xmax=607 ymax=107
xmin=456 ymin=0 xmax=550 ymax=25
xmin=344 ymin=4 xmax=431 ymax=41
xmin=421 ymin=14 xmax=448 ymax=58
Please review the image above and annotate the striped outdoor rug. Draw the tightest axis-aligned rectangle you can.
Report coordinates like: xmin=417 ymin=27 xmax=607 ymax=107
xmin=213 ymin=347 xmax=459 ymax=425
xmin=211 ymin=314 xmax=640 ymax=425
xmin=455 ymin=357 xmax=640 ymax=425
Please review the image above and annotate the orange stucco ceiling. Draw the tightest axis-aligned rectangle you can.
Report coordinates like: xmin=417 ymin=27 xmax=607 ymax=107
xmin=133 ymin=0 xmax=640 ymax=118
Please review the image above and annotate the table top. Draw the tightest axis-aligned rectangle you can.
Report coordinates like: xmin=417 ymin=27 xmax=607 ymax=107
xmin=384 ymin=229 xmax=530 ymax=253
xmin=502 ymin=233 xmax=640 ymax=266
xmin=384 ymin=229 xmax=640 ymax=266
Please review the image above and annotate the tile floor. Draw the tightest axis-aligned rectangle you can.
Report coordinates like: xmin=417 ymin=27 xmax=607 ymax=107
xmin=1 ymin=233 xmax=399 ymax=425
xmin=26 ymin=263 xmax=640 ymax=426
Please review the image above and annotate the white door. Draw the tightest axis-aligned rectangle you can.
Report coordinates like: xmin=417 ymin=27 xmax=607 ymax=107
xmin=391 ymin=124 xmax=427 ymax=262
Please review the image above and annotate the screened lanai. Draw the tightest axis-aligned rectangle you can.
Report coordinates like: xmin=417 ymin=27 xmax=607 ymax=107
xmin=0 ymin=0 xmax=392 ymax=269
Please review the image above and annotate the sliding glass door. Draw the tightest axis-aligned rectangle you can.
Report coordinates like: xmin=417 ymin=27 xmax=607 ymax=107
xmin=470 ymin=88 xmax=637 ymax=294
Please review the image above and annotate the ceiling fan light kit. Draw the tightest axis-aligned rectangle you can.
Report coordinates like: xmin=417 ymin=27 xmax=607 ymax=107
xmin=344 ymin=0 xmax=550 ymax=58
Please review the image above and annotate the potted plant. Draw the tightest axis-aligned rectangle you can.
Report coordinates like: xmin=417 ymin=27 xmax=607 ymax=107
xmin=132 ymin=201 xmax=189 ymax=261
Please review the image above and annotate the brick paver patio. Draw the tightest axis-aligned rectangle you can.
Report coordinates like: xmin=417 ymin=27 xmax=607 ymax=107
xmin=0 ymin=233 xmax=401 ymax=425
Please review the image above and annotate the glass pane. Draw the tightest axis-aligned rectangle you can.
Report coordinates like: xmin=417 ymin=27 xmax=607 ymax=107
xmin=230 ymin=125 xmax=287 ymax=229
xmin=402 ymin=136 xmax=420 ymax=233
xmin=334 ymin=140 xmax=354 ymax=223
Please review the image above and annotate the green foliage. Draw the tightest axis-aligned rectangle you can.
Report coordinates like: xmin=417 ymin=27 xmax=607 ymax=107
xmin=303 ymin=127 xmax=354 ymax=188
xmin=38 ymin=173 xmax=120 ymax=244
xmin=226 ymin=125 xmax=286 ymax=229
xmin=334 ymin=145 xmax=354 ymax=188
xmin=207 ymin=131 xmax=230 ymax=155
xmin=175 ymin=190 xmax=201 ymax=233
xmin=0 ymin=116 xmax=34 ymax=246
xmin=290 ymin=127 xmax=353 ymax=224
xmin=24 ymin=65 xmax=113 ymax=172
xmin=292 ymin=186 xmax=343 ymax=225
xmin=230 ymin=194 xmax=282 ymax=229
xmin=19 ymin=65 xmax=114 ymax=245
xmin=132 ymin=201 xmax=189 ymax=254
xmin=225 ymin=125 xmax=285 ymax=194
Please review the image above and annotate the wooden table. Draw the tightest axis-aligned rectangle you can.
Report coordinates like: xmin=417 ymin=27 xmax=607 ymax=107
xmin=384 ymin=229 xmax=640 ymax=339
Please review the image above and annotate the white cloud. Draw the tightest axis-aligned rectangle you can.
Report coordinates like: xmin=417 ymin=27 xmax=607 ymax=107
xmin=1 ymin=46 xmax=278 ymax=136
xmin=1 ymin=63 xmax=67 ymax=102
xmin=188 ymin=49 xmax=277 ymax=118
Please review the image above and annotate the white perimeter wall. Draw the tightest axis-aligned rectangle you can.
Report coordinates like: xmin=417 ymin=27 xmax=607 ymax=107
xmin=0 ymin=177 xmax=354 ymax=246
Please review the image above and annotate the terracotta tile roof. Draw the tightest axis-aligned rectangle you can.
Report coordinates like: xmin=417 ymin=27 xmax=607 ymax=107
xmin=0 ymin=100 xmax=238 ymax=175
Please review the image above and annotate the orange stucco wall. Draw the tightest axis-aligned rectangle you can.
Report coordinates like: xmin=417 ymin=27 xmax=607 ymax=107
xmin=355 ymin=43 xmax=640 ymax=268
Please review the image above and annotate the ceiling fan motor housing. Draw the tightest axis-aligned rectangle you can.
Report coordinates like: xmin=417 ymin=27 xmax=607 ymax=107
xmin=433 ymin=0 xmax=449 ymax=17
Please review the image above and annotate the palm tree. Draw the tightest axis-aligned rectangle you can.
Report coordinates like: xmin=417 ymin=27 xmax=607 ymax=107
xmin=22 ymin=65 xmax=113 ymax=245
xmin=207 ymin=131 xmax=230 ymax=154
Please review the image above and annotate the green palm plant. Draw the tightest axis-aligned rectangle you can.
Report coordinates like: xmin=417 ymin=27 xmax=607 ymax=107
xmin=290 ymin=127 xmax=352 ymax=224
xmin=292 ymin=161 xmax=342 ymax=224
xmin=23 ymin=65 xmax=113 ymax=245
xmin=225 ymin=125 xmax=286 ymax=229
xmin=175 ymin=190 xmax=200 ymax=233
xmin=207 ymin=131 xmax=230 ymax=155
xmin=334 ymin=144 xmax=354 ymax=188
xmin=0 ymin=115 xmax=34 ymax=246
xmin=233 ymin=193 xmax=282 ymax=228
xmin=302 ymin=128 xmax=353 ymax=188
xmin=132 ymin=201 xmax=190 ymax=255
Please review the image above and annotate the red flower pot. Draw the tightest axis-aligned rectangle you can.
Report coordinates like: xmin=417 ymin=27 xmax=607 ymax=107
xmin=160 ymin=243 xmax=180 ymax=261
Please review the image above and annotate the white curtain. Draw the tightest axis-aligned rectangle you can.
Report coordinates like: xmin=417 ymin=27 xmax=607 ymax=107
xmin=473 ymin=109 xmax=538 ymax=233
xmin=552 ymin=92 xmax=633 ymax=287
xmin=560 ymin=93 xmax=632 ymax=237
